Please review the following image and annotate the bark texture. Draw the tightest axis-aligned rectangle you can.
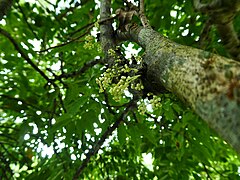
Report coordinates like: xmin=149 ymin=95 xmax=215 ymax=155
xmin=127 ymin=27 xmax=240 ymax=154
xmin=100 ymin=0 xmax=116 ymax=65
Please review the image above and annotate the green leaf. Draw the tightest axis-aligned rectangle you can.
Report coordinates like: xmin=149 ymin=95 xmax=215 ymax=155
xmin=64 ymin=83 xmax=82 ymax=105
xmin=117 ymin=124 xmax=126 ymax=146
xmin=128 ymin=125 xmax=141 ymax=154
xmin=137 ymin=123 xmax=156 ymax=145
xmin=81 ymin=109 xmax=98 ymax=134
xmin=51 ymin=113 xmax=72 ymax=132
xmin=65 ymin=95 xmax=88 ymax=115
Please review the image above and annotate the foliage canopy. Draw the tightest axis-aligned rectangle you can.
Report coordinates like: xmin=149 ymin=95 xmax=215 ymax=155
xmin=0 ymin=0 xmax=240 ymax=179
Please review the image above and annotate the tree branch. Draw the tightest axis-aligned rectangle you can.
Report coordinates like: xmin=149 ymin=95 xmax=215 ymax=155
xmin=38 ymin=36 xmax=85 ymax=53
xmin=56 ymin=58 xmax=102 ymax=79
xmin=68 ymin=15 xmax=116 ymax=38
xmin=139 ymin=0 xmax=151 ymax=28
xmin=40 ymin=16 xmax=117 ymax=53
xmin=72 ymin=101 xmax=136 ymax=179
xmin=0 ymin=28 xmax=52 ymax=83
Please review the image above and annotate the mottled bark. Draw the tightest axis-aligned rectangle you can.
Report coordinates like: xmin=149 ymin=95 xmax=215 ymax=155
xmin=125 ymin=26 xmax=240 ymax=154
xmin=99 ymin=0 xmax=116 ymax=65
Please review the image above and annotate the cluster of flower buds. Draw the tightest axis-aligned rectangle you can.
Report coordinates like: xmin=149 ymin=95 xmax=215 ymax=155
xmin=83 ymin=34 xmax=102 ymax=52
xmin=150 ymin=95 xmax=162 ymax=110
xmin=137 ymin=94 xmax=162 ymax=115
xmin=138 ymin=100 xmax=147 ymax=115
xmin=83 ymin=35 xmax=95 ymax=50
xmin=96 ymin=48 xmax=144 ymax=102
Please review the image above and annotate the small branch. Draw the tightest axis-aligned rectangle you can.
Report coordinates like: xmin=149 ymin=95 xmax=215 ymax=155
xmin=38 ymin=33 xmax=87 ymax=53
xmin=115 ymin=23 xmax=143 ymax=43
xmin=68 ymin=15 xmax=116 ymax=38
xmin=39 ymin=15 xmax=117 ymax=53
xmin=59 ymin=52 xmax=64 ymax=74
xmin=56 ymin=58 xmax=101 ymax=79
xmin=139 ymin=0 xmax=151 ymax=28
xmin=0 ymin=28 xmax=52 ymax=83
xmin=68 ymin=22 xmax=95 ymax=38
xmin=36 ymin=0 xmax=48 ymax=10
xmin=72 ymin=101 xmax=136 ymax=179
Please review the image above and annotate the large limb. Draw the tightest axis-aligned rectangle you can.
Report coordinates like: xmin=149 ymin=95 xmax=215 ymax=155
xmin=118 ymin=24 xmax=240 ymax=154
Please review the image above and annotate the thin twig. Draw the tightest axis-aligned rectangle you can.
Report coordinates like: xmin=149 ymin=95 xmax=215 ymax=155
xmin=56 ymin=58 xmax=101 ymax=79
xmin=69 ymin=15 xmax=116 ymax=38
xmin=38 ymin=33 xmax=87 ymax=53
xmin=68 ymin=22 xmax=95 ymax=37
xmin=41 ymin=18 xmax=115 ymax=52
xmin=39 ymin=15 xmax=117 ymax=53
xmin=59 ymin=52 xmax=64 ymax=74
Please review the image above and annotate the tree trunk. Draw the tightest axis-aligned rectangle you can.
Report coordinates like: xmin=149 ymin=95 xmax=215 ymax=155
xmin=123 ymin=26 xmax=240 ymax=154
